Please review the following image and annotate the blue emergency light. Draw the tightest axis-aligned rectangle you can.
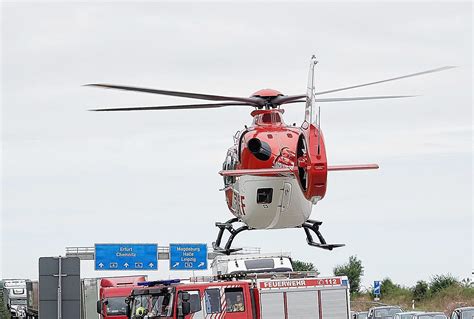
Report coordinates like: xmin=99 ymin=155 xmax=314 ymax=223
xmin=138 ymin=279 xmax=181 ymax=287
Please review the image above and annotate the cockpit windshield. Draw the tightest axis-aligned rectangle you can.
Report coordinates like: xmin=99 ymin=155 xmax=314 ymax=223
xmin=131 ymin=292 xmax=173 ymax=318
xmin=252 ymin=111 xmax=284 ymax=126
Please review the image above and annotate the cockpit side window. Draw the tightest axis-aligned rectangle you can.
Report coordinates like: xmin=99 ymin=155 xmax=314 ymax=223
xmin=223 ymin=149 xmax=238 ymax=186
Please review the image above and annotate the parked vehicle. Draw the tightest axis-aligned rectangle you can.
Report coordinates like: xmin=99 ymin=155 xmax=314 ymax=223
xmin=368 ymin=306 xmax=404 ymax=319
xmin=211 ymin=252 xmax=293 ymax=275
xmin=353 ymin=311 xmax=369 ymax=319
xmin=413 ymin=312 xmax=448 ymax=319
xmin=451 ymin=307 xmax=474 ymax=319
xmin=394 ymin=312 xmax=423 ymax=319
xmin=125 ymin=273 xmax=350 ymax=318
xmin=3 ymin=279 xmax=28 ymax=318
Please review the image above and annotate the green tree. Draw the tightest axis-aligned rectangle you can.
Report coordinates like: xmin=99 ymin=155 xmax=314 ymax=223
xmin=292 ymin=259 xmax=318 ymax=273
xmin=381 ymin=278 xmax=401 ymax=295
xmin=412 ymin=280 xmax=429 ymax=301
xmin=430 ymin=274 xmax=459 ymax=295
xmin=333 ymin=255 xmax=364 ymax=294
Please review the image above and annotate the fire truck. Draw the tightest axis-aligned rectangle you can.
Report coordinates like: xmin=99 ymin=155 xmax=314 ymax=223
xmin=125 ymin=273 xmax=350 ymax=318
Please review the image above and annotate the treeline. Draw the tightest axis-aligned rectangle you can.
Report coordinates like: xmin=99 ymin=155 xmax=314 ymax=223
xmin=378 ymin=275 xmax=473 ymax=301
xmin=293 ymin=256 xmax=474 ymax=312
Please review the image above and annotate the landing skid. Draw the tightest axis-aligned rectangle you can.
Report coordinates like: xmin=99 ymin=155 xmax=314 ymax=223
xmin=301 ymin=219 xmax=345 ymax=251
xmin=212 ymin=217 xmax=344 ymax=255
xmin=212 ymin=218 xmax=249 ymax=255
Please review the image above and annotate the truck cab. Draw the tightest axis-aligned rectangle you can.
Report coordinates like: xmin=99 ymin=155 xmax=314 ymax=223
xmin=128 ymin=279 xmax=255 ymax=319
xmin=97 ymin=276 xmax=147 ymax=319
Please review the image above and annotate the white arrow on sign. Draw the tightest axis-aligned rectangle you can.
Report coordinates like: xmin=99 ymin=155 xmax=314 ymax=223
xmin=98 ymin=263 xmax=104 ymax=268
xmin=124 ymin=263 xmax=129 ymax=268
xmin=149 ymin=262 xmax=154 ymax=268
xmin=172 ymin=262 xmax=180 ymax=268
xmin=198 ymin=262 xmax=205 ymax=268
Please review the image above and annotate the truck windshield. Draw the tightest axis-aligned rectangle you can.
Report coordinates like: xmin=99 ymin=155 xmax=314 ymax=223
xmin=106 ymin=297 xmax=127 ymax=315
xmin=131 ymin=293 xmax=173 ymax=318
xmin=375 ymin=308 xmax=403 ymax=318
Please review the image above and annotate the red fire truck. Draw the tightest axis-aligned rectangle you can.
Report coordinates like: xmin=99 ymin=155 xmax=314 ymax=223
xmin=125 ymin=273 xmax=350 ymax=318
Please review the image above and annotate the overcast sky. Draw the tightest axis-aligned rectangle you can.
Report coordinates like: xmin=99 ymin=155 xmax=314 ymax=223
xmin=1 ymin=2 xmax=472 ymax=288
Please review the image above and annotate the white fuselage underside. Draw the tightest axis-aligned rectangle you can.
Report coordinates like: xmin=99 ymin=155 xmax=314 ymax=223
xmin=230 ymin=175 xmax=317 ymax=229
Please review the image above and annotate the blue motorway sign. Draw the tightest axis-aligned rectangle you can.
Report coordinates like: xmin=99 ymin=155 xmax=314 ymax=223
xmin=169 ymin=243 xmax=207 ymax=270
xmin=374 ymin=280 xmax=381 ymax=296
xmin=95 ymin=244 xmax=158 ymax=271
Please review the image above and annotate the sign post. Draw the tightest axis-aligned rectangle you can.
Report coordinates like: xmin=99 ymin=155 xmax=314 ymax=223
xmin=94 ymin=244 xmax=158 ymax=271
xmin=169 ymin=243 xmax=208 ymax=270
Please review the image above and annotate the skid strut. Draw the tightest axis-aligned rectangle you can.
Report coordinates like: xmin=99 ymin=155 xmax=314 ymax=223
xmin=212 ymin=218 xmax=249 ymax=255
xmin=301 ymin=219 xmax=345 ymax=250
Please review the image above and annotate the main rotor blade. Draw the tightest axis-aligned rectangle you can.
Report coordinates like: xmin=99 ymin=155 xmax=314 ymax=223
xmin=316 ymin=95 xmax=415 ymax=102
xmin=283 ymin=95 xmax=414 ymax=104
xmin=85 ymin=83 xmax=262 ymax=106
xmin=315 ymin=66 xmax=456 ymax=96
xmin=272 ymin=94 xmax=307 ymax=105
xmin=89 ymin=102 xmax=253 ymax=112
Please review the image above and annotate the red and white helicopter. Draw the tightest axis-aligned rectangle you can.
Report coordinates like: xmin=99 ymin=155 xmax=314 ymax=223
xmin=88 ymin=56 xmax=453 ymax=254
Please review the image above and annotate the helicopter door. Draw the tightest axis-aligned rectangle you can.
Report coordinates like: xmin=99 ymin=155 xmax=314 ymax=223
xmin=280 ymin=182 xmax=292 ymax=213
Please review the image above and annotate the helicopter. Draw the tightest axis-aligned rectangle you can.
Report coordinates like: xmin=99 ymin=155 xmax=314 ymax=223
xmin=87 ymin=56 xmax=454 ymax=254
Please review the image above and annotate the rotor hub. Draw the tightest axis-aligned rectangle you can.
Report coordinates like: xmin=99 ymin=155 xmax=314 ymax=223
xmin=251 ymin=89 xmax=283 ymax=98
